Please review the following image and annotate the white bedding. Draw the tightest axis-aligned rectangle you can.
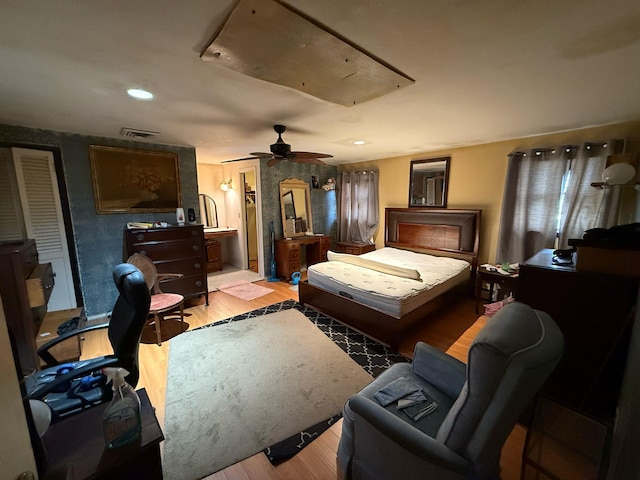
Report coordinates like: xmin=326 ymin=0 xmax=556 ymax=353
xmin=307 ymin=247 xmax=470 ymax=317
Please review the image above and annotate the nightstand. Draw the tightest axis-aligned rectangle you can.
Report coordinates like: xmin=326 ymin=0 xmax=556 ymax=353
xmin=474 ymin=267 xmax=519 ymax=314
xmin=336 ymin=242 xmax=376 ymax=255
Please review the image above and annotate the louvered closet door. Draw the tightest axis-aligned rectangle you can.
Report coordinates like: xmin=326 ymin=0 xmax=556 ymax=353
xmin=12 ymin=148 xmax=76 ymax=311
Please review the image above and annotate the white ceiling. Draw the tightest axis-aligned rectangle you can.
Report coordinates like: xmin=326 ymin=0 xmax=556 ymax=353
xmin=1 ymin=0 xmax=640 ymax=165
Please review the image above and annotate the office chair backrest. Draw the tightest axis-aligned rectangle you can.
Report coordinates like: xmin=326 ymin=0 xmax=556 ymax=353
xmin=108 ymin=263 xmax=151 ymax=387
xmin=436 ymin=302 xmax=564 ymax=476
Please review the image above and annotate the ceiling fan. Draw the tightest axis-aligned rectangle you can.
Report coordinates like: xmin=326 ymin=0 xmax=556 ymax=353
xmin=224 ymin=124 xmax=333 ymax=167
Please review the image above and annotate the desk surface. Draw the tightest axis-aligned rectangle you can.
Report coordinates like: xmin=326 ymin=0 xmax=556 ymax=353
xmin=42 ymin=388 xmax=164 ymax=479
xmin=522 ymin=248 xmax=576 ymax=272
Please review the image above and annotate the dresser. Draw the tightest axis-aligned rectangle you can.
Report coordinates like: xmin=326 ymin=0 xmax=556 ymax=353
xmin=124 ymin=225 xmax=208 ymax=305
xmin=518 ymin=248 xmax=638 ymax=421
xmin=275 ymin=235 xmax=331 ymax=281
xmin=0 ymin=240 xmax=55 ymax=374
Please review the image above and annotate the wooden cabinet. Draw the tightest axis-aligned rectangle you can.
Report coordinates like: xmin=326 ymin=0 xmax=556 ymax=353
xmin=0 ymin=240 xmax=55 ymax=374
xmin=335 ymin=241 xmax=376 ymax=255
xmin=518 ymin=249 xmax=638 ymax=421
xmin=205 ymin=238 xmax=222 ymax=272
xmin=275 ymin=236 xmax=331 ymax=281
xmin=124 ymin=225 xmax=208 ymax=304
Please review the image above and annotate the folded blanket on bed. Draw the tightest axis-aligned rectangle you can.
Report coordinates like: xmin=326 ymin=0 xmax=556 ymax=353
xmin=327 ymin=250 xmax=422 ymax=281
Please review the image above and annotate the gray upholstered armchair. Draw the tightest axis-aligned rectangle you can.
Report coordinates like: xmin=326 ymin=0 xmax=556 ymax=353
xmin=337 ymin=302 xmax=564 ymax=480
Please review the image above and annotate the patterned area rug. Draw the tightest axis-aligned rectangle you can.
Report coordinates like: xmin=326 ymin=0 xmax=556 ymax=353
xmin=207 ymin=300 xmax=408 ymax=465
xmin=217 ymin=280 xmax=274 ymax=300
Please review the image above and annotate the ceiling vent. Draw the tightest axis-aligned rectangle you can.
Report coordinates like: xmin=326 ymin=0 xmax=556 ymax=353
xmin=119 ymin=127 xmax=160 ymax=139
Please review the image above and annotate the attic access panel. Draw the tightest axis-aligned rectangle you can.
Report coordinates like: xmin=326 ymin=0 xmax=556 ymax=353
xmin=201 ymin=0 xmax=414 ymax=106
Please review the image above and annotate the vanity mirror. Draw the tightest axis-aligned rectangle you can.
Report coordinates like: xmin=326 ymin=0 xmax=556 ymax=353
xmin=409 ymin=156 xmax=450 ymax=207
xmin=279 ymin=178 xmax=312 ymax=237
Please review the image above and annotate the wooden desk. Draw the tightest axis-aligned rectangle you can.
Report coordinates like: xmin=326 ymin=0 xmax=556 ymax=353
xmin=275 ymin=236 xmax=331 ymax=281
xmin=42 ymin=388 xmax=164 ymax=479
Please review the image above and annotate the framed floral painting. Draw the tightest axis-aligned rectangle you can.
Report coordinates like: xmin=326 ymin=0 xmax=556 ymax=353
xmin=89 ymin=145 xmax=181 ymax=213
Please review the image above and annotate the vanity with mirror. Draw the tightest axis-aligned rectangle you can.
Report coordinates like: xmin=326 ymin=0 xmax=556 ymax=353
xmin=275 ymin=178 xmax=330 ymax=280
xmin=279 ymin=178 xmax=313 ymax=236
xmin=409 ymin=156 xmax=450 ymax=207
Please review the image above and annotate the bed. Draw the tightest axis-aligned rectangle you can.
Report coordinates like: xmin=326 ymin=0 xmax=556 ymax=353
xmin=299 ymin=208 xmax=481 ymax=350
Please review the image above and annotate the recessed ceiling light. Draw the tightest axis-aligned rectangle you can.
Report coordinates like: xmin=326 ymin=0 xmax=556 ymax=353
xmin=127 ymin=88 xmax=154 ymax=100
xmin=353 ymin=140 xmax=366 ymax=145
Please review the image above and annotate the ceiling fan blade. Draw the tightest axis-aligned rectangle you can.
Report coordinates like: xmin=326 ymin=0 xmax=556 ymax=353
xmin=290 ymin=151 xmax=333 ymax=159
xmin=221 ymin=156 xmax=261 ymax=163
xmin=249 ymin=152 xmax=276 ymax=158
xmin=267 ymin=157 xmax=284 ymax=167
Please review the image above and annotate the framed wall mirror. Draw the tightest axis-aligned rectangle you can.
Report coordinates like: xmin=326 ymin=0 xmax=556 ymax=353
xmin=279 ymin=178 xmax=313 ymax=237
xmin=409 ymin=156 xmax=450 ymax=207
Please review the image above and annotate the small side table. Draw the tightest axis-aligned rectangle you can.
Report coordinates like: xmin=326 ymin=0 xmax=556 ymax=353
xmin=42 ymin=388 xmax=164 ymax=479
xmin=474 ymin=267 xmax=519 ymax=314
xmin=336 ymin=242 xmax=376 ymax=255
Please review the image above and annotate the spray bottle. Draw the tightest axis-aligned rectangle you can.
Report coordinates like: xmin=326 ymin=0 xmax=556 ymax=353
xmin=102 ymin=367 xmax=141 ymax=449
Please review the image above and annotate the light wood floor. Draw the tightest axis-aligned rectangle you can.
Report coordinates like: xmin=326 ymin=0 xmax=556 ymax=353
xmin=81 ymin=280 xmax=526 ymax=480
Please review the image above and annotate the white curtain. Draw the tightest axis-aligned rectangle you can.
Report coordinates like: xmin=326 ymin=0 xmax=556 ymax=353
xmin=496 ymin=149 xmax=565 ymax=263
xmin=560 ymin=143 xmax=612 ymax=245
xmin=497 ymin=142 xmax=621 ymax=264
xmin=337 ymin=170 xmax=379 ymax=244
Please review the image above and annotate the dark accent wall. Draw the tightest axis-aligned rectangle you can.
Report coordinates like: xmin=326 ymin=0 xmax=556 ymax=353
xmin=259 ymin=159 xmax=338 ymax=274
xmin=0 ymin=124 xmax=198 ymax=317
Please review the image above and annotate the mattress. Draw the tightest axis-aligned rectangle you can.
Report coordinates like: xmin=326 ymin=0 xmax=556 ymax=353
xmin=307 ymin=247 xmax=470 ymax=317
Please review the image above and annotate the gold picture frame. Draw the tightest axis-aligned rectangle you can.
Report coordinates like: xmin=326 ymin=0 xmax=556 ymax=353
xmin=90 ymin=145 xmax=181 ymax=213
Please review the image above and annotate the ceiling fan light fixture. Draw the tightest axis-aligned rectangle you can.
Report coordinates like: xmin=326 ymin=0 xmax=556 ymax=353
xmin=353 ymin=140 xmax=366 ymax=145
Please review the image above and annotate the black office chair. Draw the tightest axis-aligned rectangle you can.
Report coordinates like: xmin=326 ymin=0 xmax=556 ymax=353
xmin=26 ymin=263 xmax=151 ymax=422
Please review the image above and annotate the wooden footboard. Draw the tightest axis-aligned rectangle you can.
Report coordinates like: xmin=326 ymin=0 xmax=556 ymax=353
xmin=299 ymin=280 xmax=452 ymax=351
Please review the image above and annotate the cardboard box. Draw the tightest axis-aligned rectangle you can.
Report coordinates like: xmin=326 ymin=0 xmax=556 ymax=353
xmin=576 ymin=246 xmax=640 ymax=277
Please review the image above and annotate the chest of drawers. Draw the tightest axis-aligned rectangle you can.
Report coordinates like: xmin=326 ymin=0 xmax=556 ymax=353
xmin=124 ymin=225 xmax=208 ymax=304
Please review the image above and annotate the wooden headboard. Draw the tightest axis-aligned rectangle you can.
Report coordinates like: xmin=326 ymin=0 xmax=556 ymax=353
xmin=384 ymin=208 xmax=481 ymax=272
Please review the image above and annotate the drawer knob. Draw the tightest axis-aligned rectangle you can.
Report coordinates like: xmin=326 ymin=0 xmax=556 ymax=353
xmin=193 ymin=245 xmax=200 ymax=251
xmin=194 ymin=263 xmax=201 ymax=269
xmin=136 ymin=234 xmax=145 ymax=241
xmin=195 ymin=280 xmax=202 ymax=287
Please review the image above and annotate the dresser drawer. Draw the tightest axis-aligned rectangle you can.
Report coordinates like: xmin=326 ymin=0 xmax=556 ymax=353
xmin=26 ymin=263 xmax=55 ymax=308
xmin=131 ymin=239 xmax=203 ymax=260
xmin=161 ymin=273 xmax=206 ymax=296
xmin=155 ymin=257 xmax=205 ymax=276
xmin=129 ymin=226 xmax=203 ymax=243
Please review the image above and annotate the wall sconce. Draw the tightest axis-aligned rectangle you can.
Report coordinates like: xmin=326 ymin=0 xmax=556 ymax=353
xmin=220 ymin=179 xmax=233 ymax=191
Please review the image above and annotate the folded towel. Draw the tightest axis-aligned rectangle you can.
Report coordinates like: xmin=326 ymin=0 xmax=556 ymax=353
xmin=374 ymin=377 xmax=421 ymax=406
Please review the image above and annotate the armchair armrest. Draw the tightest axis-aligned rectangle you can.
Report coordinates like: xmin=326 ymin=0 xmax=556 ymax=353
xmin=349 ymin=395 xmax=471 ymax=476
xmin=37 ymin=322 xmax=109 ymax=367
xmin=412 ymin=341 xmax=466 ymax=399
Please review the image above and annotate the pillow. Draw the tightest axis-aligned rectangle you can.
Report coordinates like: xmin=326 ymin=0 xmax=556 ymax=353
xmin=327 ymin=250 xmax=422 ymax=281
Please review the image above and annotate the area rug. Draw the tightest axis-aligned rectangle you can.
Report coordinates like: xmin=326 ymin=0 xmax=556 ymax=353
xmin=163 ymin=300 xmax=407 ymax=480
xmin=217 ymin=280 xmax=273 ymax=300
xmin=207 ymin=268 xmax=262 ymax=291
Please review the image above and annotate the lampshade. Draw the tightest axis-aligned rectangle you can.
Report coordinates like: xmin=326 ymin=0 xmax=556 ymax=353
xmin=602 ymin=163 xmax=636 ymax=185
